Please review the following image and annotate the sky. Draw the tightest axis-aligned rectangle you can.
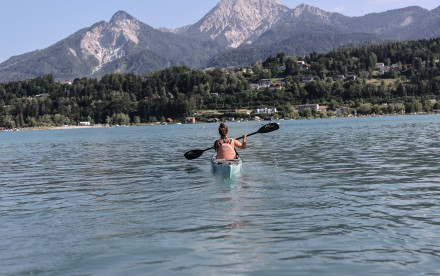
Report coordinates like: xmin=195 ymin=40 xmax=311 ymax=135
xmin=0 ymin=0 xmax=439 ymax=63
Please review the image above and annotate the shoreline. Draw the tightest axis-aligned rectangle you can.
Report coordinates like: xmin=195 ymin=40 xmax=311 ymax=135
xmin=51 ymin=125 xmax=106 ymax=130
xmin=2 ymin=113 xmax=439 ymax=132
xmin=2 ymin=125 xmax=108 ymax=132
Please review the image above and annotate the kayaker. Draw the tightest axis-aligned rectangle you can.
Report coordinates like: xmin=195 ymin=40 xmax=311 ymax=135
xmin=214 ymin=123 xmax=246 ymax=159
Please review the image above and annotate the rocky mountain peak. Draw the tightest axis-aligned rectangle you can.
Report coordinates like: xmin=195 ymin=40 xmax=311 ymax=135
xmin=191 ymin=0 xmax=290 ymax=48
xmin=80 ymin=11 xmax=141 ymax=73
xmin=109 ymin=10 xmax=136 ymax=24
xmin=290 ymin=3 xmax=333 ymax=21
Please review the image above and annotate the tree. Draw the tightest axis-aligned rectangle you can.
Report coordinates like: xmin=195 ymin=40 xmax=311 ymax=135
xmin=39 ymin=114 xmax=53 ymax=126
xmin=301 ymin=108 xmax=313 ymax=118
xmin=372 ymin=104 xmax=381 ymax=114
xmin=4 ymin=115 xmax=16 ymax=129
xmin=357 ymin=103 xmax=372 ymax=115
xmin=110 ymin=113 xmax=130 ymax=125
xmin=26 ymin=116 xmax=38 ymax=127
xmin=422 ymin=99 xmax=432 ymax=112
xmin=53 ymin=114 xmax=65 ymax=126
xmin=15 ymin=113 xmax=24 ymax=127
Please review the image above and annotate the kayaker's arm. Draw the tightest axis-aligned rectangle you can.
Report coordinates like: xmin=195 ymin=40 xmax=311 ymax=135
xmin=213 ymin=140 xmax=218 ymax=151
xmin=235 ymin=135 xmax=247 ymax=149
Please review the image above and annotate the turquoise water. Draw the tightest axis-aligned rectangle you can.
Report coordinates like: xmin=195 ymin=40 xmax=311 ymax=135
xmin=2 ymin=115 xmax=440 ymax=275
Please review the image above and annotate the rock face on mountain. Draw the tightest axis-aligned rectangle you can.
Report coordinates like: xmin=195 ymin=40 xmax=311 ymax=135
xmin=80 ymin=11 xmax=141 ymax=73
xmin=0 ymin=0 xmax=439 ymax=82
xmin=0 ymin=10 xmax=221 ymax=82
xmin=188 ymin=0 xmax=290 ymax=48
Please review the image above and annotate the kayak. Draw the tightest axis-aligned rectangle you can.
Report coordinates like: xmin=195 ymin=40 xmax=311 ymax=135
xmin=211 ymin=154 xmax=242 ymax=178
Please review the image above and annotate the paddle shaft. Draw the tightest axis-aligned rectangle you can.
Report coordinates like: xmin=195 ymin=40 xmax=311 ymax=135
xmin=184 ymin=123 xmax=279 ymax=160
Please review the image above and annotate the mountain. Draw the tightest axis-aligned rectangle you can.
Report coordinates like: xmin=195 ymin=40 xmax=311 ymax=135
xmin=399 ymin=6 xmax=440 ymax=40
xmin=0 ymin=1 xmax=440 ymax=82
xmin=0 ymin=11 xmax=223 ymax=82
xmin=205 ymin=4 xmax=385 ymax=67
xmin=207 ymin=27 xmax=385 ymax=68
xmin=344 ymin=6 xmax=431 ymax=40
xmin=187 ymin=0 xmax=290 ymax=48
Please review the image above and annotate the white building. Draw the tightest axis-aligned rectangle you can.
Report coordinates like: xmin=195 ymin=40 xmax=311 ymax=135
xmin=255 ymin=107 xmax=277 ymax=114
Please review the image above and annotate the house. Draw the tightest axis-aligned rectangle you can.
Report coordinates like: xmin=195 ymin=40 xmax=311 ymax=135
xmin=346 ymin=74 xmax=357 ymax=80
xmin=255 ymin=107 xmax=277 ymax=114
xmin=258 ymin=79 xmax=272 ymax=87
xmin=207 ymin=118 xmax=219 ymax=123
xmin=269 ymin=83 xmax=283 ymax=90
xmin=302 ymin=75 xmax=318 ymax=82
xmin=297 ymin=61 xmax=310 ymax=70
xmin=298 ymin=104 xmax=319 ymax=113
xmin=79 ymin=121 xmax=90 ymax=126
xmin=337 ymin=75 xmax=345 ymax=80
xmin=376 ymin=63 xmax=385 ymax=68
xmin=280 ymin=65 xmax=286 ymax=71
xmin=380 ymin=66 xmax=391 ymax=75
xmin=336 ymin=106 xmax=349 ymax=116
xmin=185 ymin=117 xmax=196 ymax=124
xmin=361 ymin=71 xmax=370 ymax=78
xmin=35 ymin=93 xmax=49 ymax=98
xmin=250 ymin=84 xmax=260 ymax=90
xmin=166 ymin=118 xmax=174 ymax=123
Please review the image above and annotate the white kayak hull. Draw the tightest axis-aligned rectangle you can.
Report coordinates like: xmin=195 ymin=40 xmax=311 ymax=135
xmin=211 ymin=155 xmax=242 ymax=178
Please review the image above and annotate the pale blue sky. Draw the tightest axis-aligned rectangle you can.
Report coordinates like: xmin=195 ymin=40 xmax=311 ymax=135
xmin=0 ymin=0 xmax=438 ymax=63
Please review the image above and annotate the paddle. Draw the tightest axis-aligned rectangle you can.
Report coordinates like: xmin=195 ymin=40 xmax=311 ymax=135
xmin=184 ymin=123 xmax=280 ymax=160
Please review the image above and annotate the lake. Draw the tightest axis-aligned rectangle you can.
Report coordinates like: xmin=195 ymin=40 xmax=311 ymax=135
xmin=2 ymin=115 xmax=440 ymax=275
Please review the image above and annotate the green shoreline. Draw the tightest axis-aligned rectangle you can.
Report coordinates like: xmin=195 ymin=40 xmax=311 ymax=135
xmin=3 ymin=113 xmax=438 ymax=132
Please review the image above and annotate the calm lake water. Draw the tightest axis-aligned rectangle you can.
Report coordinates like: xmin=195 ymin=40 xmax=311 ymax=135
xmin=2 ymin=115 xmax=440 ymax=275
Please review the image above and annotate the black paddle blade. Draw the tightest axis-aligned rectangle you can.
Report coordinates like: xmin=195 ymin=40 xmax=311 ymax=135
xmin=184 ymin=149 xmax=204 ymax=160
xmin=258 ymin=123 xmax=280 ymax=134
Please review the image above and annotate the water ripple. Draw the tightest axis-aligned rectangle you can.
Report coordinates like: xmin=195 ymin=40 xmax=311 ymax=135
xmin=2 ymin=116 xmax=440 ymax=275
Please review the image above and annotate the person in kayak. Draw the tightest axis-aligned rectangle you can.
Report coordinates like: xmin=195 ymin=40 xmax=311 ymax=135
xmin=214 ymin=123 xmax=246 ymax=159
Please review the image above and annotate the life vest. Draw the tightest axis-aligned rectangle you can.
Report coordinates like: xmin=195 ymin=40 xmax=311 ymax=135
xmin=216 ymin=138 xmax=237 ymax=159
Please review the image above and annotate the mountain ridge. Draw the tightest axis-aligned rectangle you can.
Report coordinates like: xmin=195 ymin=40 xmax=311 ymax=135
xmin=1 ymin=0 xmax=439 ymax=82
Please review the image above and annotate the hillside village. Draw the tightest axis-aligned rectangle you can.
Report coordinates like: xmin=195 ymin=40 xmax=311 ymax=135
xmin=207 ymin=53 xmax=438 ymax=123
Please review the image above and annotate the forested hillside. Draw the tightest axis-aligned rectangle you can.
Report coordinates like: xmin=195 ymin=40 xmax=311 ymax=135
xmin=1 ymin=38 xmax=440 ymax=128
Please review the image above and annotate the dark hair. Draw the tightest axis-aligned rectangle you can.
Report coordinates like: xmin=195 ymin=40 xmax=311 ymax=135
xmin=219 ymin=123 xmax=228 ymax=138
